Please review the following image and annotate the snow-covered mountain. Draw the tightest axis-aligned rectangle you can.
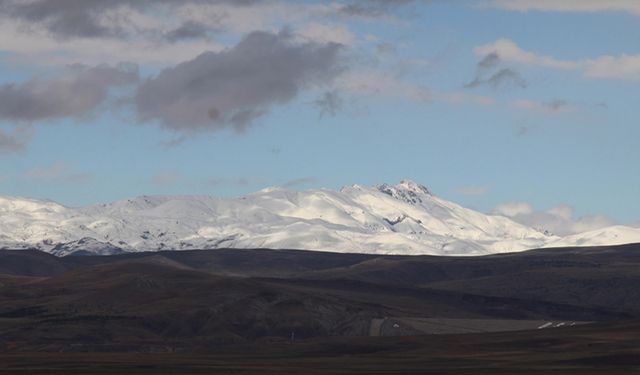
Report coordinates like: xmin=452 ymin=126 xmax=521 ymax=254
xmin=0 ymin=180 xmax=638 ymax=256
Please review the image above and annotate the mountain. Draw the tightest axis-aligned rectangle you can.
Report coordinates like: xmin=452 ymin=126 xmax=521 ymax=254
xmin=49 ymin=237 xmax=127 ymax=257
xmin=550 ymin=225 xmax=640 ymax=248
xmin=0 ymin=180 xmax=638 ymax=256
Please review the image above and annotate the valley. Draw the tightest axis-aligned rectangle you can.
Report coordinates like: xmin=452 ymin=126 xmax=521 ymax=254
xmin=1 ymin=243 xmax=640 ymax=372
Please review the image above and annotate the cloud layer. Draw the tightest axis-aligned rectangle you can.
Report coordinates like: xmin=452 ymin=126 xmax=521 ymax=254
xmin=493 ymin=202 xmax=615 ymax=236
xmin=488 ymin=0 xmax=640 ymax=16
xmin=0 ymin=126 xmax=31 ymax=153
xmin=0 ymin=63 xmax=138 ymax=123
xmin=135 ymin=30 xmax=343 ymax=131
xmin=0 ymin=0 xmax=257 ymax=40
xmin=465 ymin=52 xmax=527 ymax=90
xmin=476 ymin=38 xmax=640 ymax=81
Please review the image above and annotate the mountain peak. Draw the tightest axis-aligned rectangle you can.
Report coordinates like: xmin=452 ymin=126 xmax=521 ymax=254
xmin=376 ymin=180 xmax=431 ymax=205
xmin=397 ymin=180 xmax=431 ymax=195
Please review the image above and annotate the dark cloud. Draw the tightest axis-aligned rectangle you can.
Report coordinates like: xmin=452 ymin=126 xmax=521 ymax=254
xmin=547 ymin=99 xmax=568 ymax=111
xmin=337 ymin=0 xmax=420 ymax=18
xmin=0 ymin=63 xmax=138 ymax=123
xmin=477 ymin=51 xmax=500 ymax=70
xmin=466 ymin=52 xmax=527 ymax=90
xmin=165 ymin=21 xmax=212 ymax=42
xmin=314 ymin=91 xmax=343 ymax=118
xmin=466 ymin=68 xmax=528 ymax=89
xmin=0 ymin=0 xmax=121 ymax=38
xmin=0 ymin=0 xmax=257 ymax=39
xmin=0 ymin=127 xmax=30 ymax=153
xmin=135 ymin=29 xmax=343 ymax=132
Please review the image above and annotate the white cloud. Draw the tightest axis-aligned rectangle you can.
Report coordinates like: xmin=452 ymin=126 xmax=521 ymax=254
xmin=584 ymin=54 xmax=640 ymax=80
xmin=488 ymin=0 xmax=640 ymax=16
xmin=493 ymin=202 xmax=533 ymax=217
xmin=492 ymin=202 xmax=616 ymax=236
xmin=475 ymin=39 xmax=576 ymax=70
xmin=475 ymin=39 xmax=640 ymax=81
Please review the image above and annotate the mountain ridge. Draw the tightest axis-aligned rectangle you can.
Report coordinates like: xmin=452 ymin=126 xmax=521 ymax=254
xmin=1 ymin=180 xmax=639 ymax=256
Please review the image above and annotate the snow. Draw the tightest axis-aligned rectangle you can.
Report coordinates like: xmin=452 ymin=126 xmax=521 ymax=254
xmin=49 ymin=237 xmax=126 ymax=257
xmin=547 ymin=225 xmax=640 ymax=248
xmin=0 ymin=180 xmax=638 ymax=256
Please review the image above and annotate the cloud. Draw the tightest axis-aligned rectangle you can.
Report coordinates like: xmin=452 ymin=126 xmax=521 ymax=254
xmin=0 ymin=130 xmax=24 ymax=152
xmin=475 ymin=39 xmax=640 ymax=81
xmin=165 ymin=21 xmax=212 ymax=42
xmin=0 ymin=1 xmax=414 ymax=67
xmin=475 ymin=39 xmax=577 ymax=70
xmin=493 ymin=202 xmax=533 ymax=217
xmin=512 ymin=99 xmax=575 ymax=114
xmin=336 ymin=0 xmax=424 ymax=18
xmin=295 ymin=22 xmax=355 ymax=45
xmin=492 ymin=202 xmax=616 ymax=236
xmin=314 ymin=91 xmax=344 ymax=118
xmin=465 ymin=52 xmax=527 ymax=89
xmin=0 ymin=2 xmax=354 ymax=67
xmin=584 ymin=55 xmax=640 ymax=80
xmin=487 ymin=0 xmax=640 ymax=16
xmin=0 ymin=125 xmax=31 ymax=153
xmin=150 ymin=172 xmax=179 ymax=186
xmin=26 ymin=162 xmax=92 ymax=184
xmin=135 ymin=29 xmax=343 ymax=132
xmin=455 ymin=185 xmax=490 ymax=196
xmin=477 ymin=51 xmax=500 ymax=69
xmin=0 ymin=0 xmax=258 ymax=40
xmin=0 ymin=63 xmax=138 ymax=123
xmin=0 ymin=0 xmax=432 ymax=68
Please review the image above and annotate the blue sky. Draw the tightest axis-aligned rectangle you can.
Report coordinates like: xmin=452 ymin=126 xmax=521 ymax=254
xmin=0 ymin=0 xmax=638 ymax=232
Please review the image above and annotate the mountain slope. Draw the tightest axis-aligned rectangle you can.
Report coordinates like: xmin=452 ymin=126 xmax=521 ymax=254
xmin=0 ymin=244 xmax=638 ymax=354
xmin=0 ymin=180 xmax=637 ymax=256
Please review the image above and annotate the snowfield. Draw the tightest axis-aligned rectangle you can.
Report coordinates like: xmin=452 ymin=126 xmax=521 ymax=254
xmin=1 ymin=180 xmax=638 ymax=256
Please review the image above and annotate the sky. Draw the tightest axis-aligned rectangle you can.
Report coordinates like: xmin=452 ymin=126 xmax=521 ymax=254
xmin=0 ymin=0 xmax=638 ymax=235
